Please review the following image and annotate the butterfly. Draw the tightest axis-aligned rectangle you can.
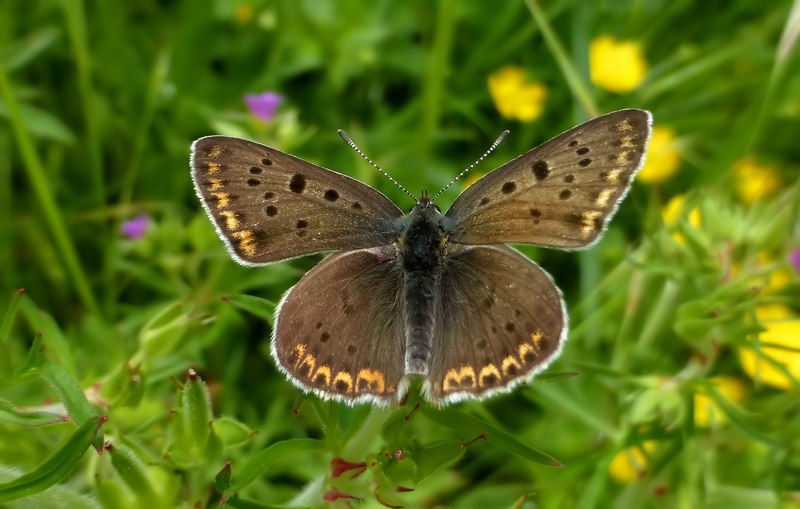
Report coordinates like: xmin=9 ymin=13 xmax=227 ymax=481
xmin=190 ymin=109 xmax=652 ymax=406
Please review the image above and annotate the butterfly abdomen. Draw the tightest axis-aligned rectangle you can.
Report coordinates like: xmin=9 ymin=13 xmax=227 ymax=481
xmin=399 ymin=205 xmax=446 ymax=375
xmin=403 ymin=269 xmax=439 ymax=375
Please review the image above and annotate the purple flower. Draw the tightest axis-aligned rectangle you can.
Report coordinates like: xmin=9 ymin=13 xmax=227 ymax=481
xmin=790 ymin=247 xmax=800 ymax=273
xmin=244 ymin=92 xmax=283 ymax=122
xmin=121 ymin=214 xmax=150 ymax=240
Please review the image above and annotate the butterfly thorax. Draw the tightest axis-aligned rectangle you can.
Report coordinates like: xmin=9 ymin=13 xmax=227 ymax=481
xmin=397 ymin=202 xmax=447 ymax=375
xmin=398 ymin=203 xmax=446 ymax=271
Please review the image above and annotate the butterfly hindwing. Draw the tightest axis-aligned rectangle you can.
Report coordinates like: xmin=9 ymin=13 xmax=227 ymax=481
xmin=191 ymin=136 xmax=404 ymax=264
xmin=424 ymin=244 xmax=567 ymax=405
xmin=444 ymin=109 xmax=652 ymax=249
xmin=272 ymin=246 xmax=406 ymax=405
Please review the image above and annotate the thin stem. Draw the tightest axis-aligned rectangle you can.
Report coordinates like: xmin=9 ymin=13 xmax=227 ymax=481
xmin=525 ymin=0 xmax=597 ymax=117
xmin=61 ymin=0 xmax=105 ymax=206
xmin=0 ymin=64 xmax=98 ymax=313
xmin=341 ymin=407 xmax=391 ymax=458
xmin=420 ymin=0 xmax=456 ymax=155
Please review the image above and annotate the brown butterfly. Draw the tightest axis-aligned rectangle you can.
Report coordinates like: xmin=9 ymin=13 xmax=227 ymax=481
xmin=191 ymin=109 xmax=652 ymax=406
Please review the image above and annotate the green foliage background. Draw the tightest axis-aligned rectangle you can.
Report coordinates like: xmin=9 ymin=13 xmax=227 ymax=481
xmin=1 ymin=0 xmax=799 ymax=507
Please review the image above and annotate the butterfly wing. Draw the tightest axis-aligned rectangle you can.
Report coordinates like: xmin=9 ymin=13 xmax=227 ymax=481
xmin=191 ymin=136 xmax=404 ymax=264
xmin=444 ymin=109 xmax=652 ymax=249
xmin=272 ymin=246 xmax=406 ymax=405
xmin=425 ymin=244 xmax=566 ymax=405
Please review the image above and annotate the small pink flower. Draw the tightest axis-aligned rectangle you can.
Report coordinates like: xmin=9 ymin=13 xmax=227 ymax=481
xmin=244 ymin=92 xmax=283 ymax=121
xmin=121 ymin=214 xmax=149 ymax=240
xmin=790 ymin=248 xmax=800 ymax=273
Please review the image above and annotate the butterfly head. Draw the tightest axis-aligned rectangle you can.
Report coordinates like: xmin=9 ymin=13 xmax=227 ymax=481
xmin=399 ymin=195 xmax=447 ymax=271
xmin=415 ymin=190 xmax=441 ymax=213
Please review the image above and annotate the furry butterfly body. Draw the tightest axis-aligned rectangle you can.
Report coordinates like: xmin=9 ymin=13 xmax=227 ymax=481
xmin=191 ymin=109 xmax=652 ymax=406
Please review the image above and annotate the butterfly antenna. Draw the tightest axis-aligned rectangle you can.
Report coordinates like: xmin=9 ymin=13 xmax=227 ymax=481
xmin=431 ymin=130 xmax=510 ymax=203
xmin=338 ymin=130 xmax=418 ymax=204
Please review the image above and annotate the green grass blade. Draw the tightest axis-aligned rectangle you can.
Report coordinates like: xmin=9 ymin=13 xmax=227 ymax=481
xmin=35 ymin=363 xmax=100 ymax=428
xmin=223 ymin=294 xmax=277 ymax=323
xmin=221 ymin=438 xmax=324 ymax=501
xmin=0 ymin=398 xmax=67 ymax=427
xmin=421 ymin=407 xmax=562 ymax=467
xmin=0 ymin=415 xmax=105 ymax=502
xmin=20 ymin=298 xmax=77 ymax=377
xmin=17 ymin=332 xmax=44 ymax=376
xmin=59 ymin=0 xmax=104 ymax=205
xmin=524 ymin=0 xmax=597 ymax=117
xmin=0 ymin=64 xmax=98 ymax=313
xmin=0 ymin=289 xmax=25 ymax=346
xmin=419 ymin=0 xmax=456 ymax=156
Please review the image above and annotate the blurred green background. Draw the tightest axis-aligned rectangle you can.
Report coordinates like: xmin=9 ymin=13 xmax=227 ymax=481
xmin=1 ymin=0 xmax=799 ymax=507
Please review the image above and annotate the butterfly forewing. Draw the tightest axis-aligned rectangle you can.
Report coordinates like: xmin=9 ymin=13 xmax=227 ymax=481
xmin=425 ymin=244 xmax=567 ymax=405
xmin=191 ymin=136 xmax=403 ymax=264
xmin=444 ymin=109 xmax=652 ymax=249
xmin=272 ymin=246 xmax=406 ymax=405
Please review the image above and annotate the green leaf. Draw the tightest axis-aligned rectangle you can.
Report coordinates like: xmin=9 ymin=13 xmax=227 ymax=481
xmin=20 ymin=298 xmax=76 ymax=376
xmin=0 ymin=27 xmax=61 ymax=72
xmin=213 ymin=416 xmax=255 ymax=448
xmin=139 ymin=301 xmax=193 ymax=361
xmin=222 ymin=438 xmax=324 ymax=501
xmin=107 ymin=440 xmax=159 ymax=507
xmin=0 ymin=416 xmax=105 ymax=502
xmin=0 ymin=101 xmax=75 ymax=144
xmin=181 ymin=370 xmax=212 ymax=457
xmin=99 ymin=361 xmax=145 ymax=408
xmin=0 ymin=288 xmax=26 ymax=383
xmin=0 ymin=288 xmax=25 ymax=345
xmin=421 ymin=408 xmax=562 ymax=467
xmin=0 ymin=342 xmax=10 ymax=386
xmin=381 ymin=405 xmax=417 ymax=445
xmin=0 ymin=466 xmax=103 ymax=509
xmin=35 ymin=363 xmax=98 ymax=425
xmin=223 ymin=294 xmax=277 ymax=324
xmin=95 ymin=478 xmax=133 ymax=509
xmin=0 ymin=398 xmax=66 ymax=427
xmin=17 ymin=332 xmax=44 ymax=376
xmin=35 ymin=363 xmax=103 ymax=450
xmin=215 ymin=461 xmax=232 ymax=493
xmin=410 ymin=440 xmax=465 ymax=483
xmin=451 ymin=484 xmax=535 ymax=509
xmin=702 ymin=382 xmax=784 ymax=447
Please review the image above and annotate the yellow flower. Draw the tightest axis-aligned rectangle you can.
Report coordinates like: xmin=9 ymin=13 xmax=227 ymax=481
xmin=755 ymin=252 xmax=793 ymax=294
xmin=694 ymin=376 xmax=747 ymax=427
xmin=488 ymin=66 xmax=548 ymax=122
xmin=739 ymin=305 xmax=800 ymax=390
xmin=662 ymin=194 xmax=701 ymax=243
xmin=590 ymin=36 xmax=648 ymax=93
xmin=637 ymin=126 xmax=680 ymax=184
xmin=732 ymin=158 xmax=781 ymax=205
xmin=608 ymin=441 xmax=657 ymax=483
xmin=235 ymin=4 xmax=255 ymax=24
xmin=732 ymin=252 xmax=794 ymax=294
xmin=766 ymin=268 xmax=792 ymax=293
